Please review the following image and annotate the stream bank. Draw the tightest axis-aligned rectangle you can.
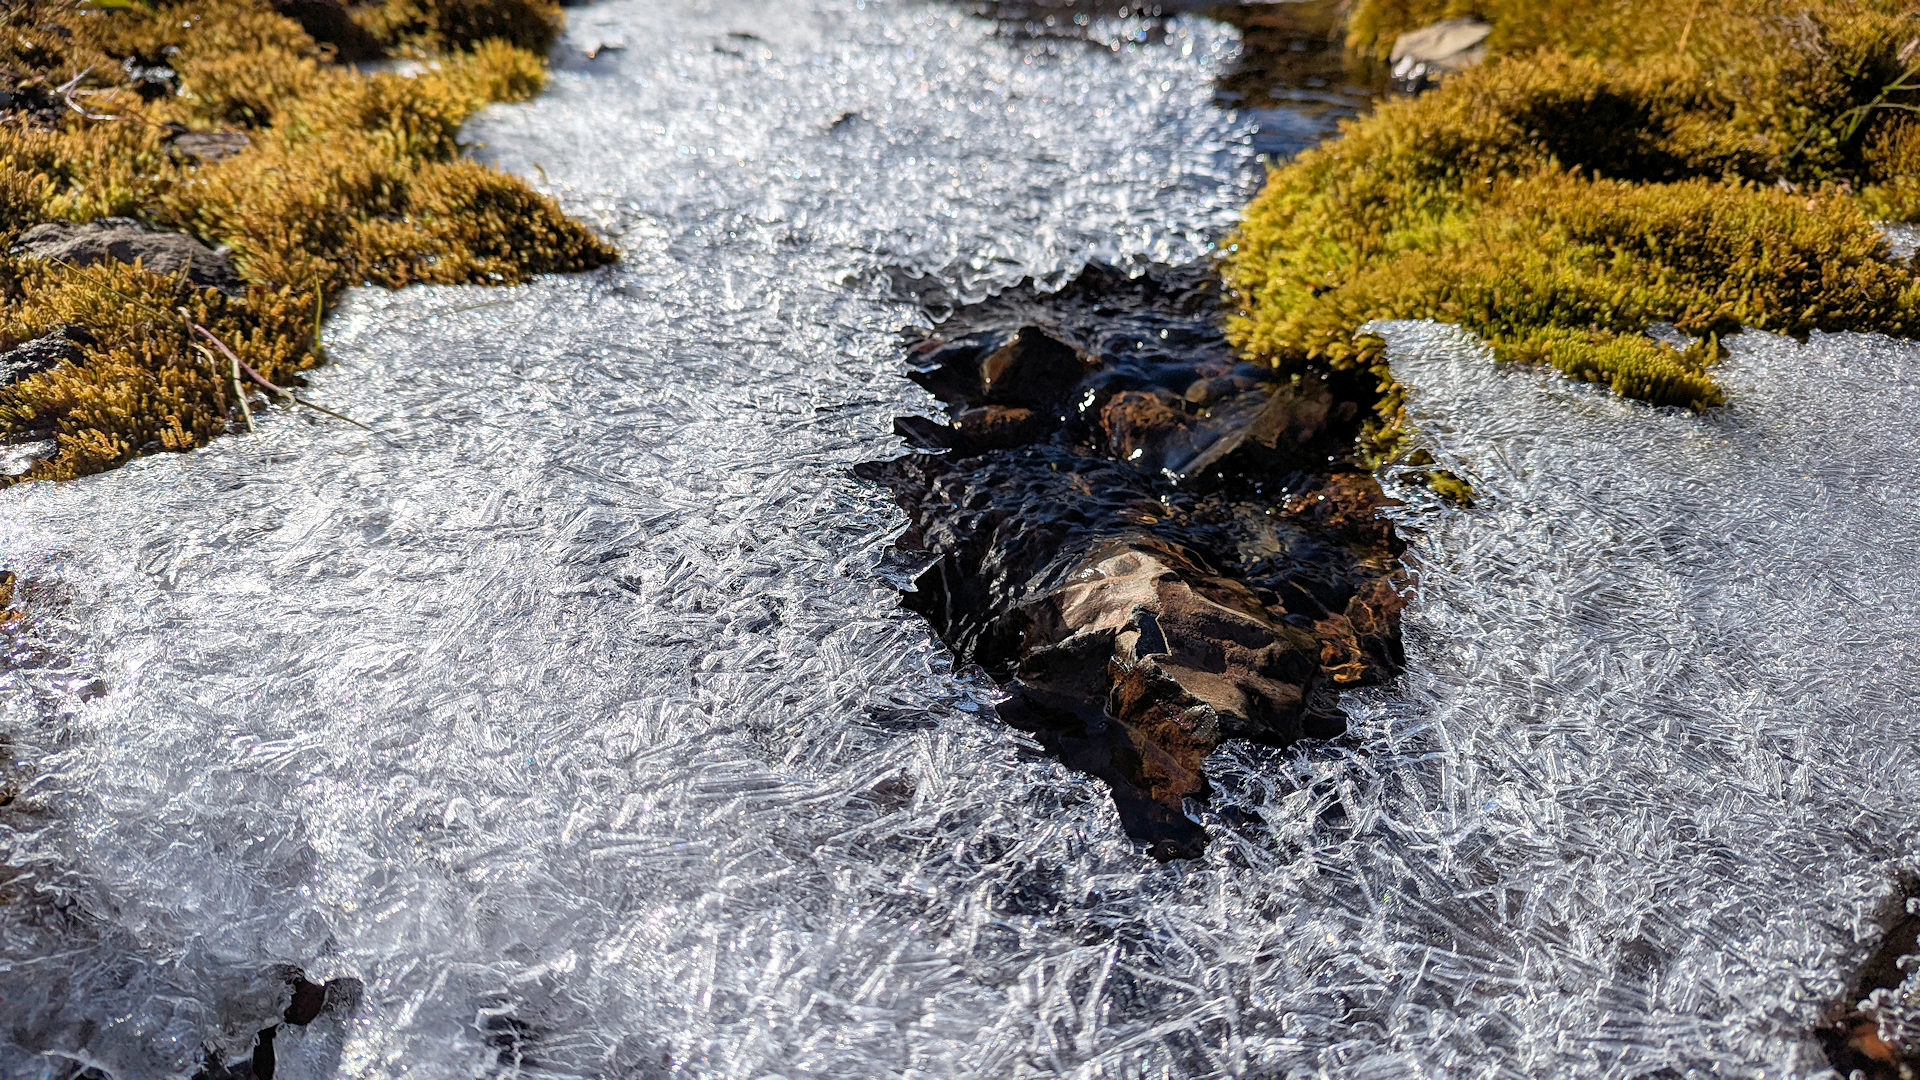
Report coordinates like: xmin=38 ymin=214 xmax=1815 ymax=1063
xmin=0 ymin=0 xmax=611 ymax=483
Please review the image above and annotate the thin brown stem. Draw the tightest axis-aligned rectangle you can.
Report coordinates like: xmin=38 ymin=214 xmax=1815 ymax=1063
xmin=1676 ymin=0 xmax=1703 ymax=55
xmin=187 ymin=322 xmax=385 ymax=439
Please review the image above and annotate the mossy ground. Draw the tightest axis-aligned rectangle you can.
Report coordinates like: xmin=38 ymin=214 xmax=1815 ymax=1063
xmin=1222 ymin=0 xmax=1920 ymax=463
xmin=0 ymin=0 xmax=614 ymax=483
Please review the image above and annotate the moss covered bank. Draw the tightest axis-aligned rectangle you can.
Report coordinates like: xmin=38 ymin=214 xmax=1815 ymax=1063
xmin=0 ymin=0 xmax=613 ymax=483
xmin=1223 ymin=0 xmax=1920 ymax=464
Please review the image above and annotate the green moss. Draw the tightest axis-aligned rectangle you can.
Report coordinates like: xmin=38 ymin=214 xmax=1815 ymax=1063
xmin=1423 ymin=467 xmax=1474 ymax=506
xmin=1224 ymin=0 xmax=1920 ymax=464
xmin=0 ymin=0 xmax=613 ymax=483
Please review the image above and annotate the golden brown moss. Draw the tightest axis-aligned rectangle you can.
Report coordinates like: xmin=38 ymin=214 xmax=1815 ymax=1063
xmin=0 ymin=0 xmax=612 ymax=483
xmin=1225 ymin=0 xmax=1920 ymax=462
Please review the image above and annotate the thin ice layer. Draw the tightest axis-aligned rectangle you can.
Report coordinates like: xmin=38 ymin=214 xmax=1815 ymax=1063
xmin=0 ymin=1 xmax=1263 ymax=1076
xmin=1 ymin=1 xmax=1918 ymax=1077
xmin=1299 ymin=321 xmax=1920 ymax=1076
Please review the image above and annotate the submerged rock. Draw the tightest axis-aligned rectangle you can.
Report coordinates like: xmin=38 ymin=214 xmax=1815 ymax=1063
xmin=954 ymin=404 xmax=1048 ymax=449
xmin=863 ymin=263 xmax=1405 ymax=857
xmin=980 ymin=325 xmax=1092 ymax=406
xmin=1004 ymin=538 xmax=1322 ymax=743
xmin=14 ymin=219 xmax=241 ymax=294
xmin=1819 ymin=877 xmax=1920 ymax=1079
xmin=1098 ymin=389 xmax=1186 ymax=462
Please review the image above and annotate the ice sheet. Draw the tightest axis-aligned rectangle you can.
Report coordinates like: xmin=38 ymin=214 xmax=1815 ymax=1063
xmin=2 ymin=0 xmax=1918 ymax=1076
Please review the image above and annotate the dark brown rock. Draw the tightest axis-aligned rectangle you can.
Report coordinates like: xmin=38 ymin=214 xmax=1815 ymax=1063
xmin=1175 ymin=379 xmax=1333 ymax=479
xmin=1094 ymin=378 xmax=1337 ymax=481
xmin=980 ymin=326 xmax=1090 ymax=407
xmin=978 ymin=537 xmax=1330 ymax=844
xmin=0 ymin=325 xmax=91 ymax=386
xmin=1182 ymin=372 xmax=1261 ymax=405
xmin=15 ymin=219 xmax=241 ymax=294
xmin=1818 ymin=876 xmax=1920 ymax=1079
xmin=953 ymin=404 xmax=1047 ymax=450
xmin=1285 ymin=471 xmax=1401 ymax=543
xmin=863 ymin=262 xmax=1405 ymax=859
xmin=1099 ymin=389 xmax=1186 ymax=463
xmin=1009 ymin=539 xmax=1321 ymax=745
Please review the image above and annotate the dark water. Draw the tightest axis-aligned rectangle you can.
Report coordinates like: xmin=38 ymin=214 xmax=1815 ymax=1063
xmin=860 ymin=264 xmax=1404 ymax=858
xmin=970 ymin=0 xmax=1387 ymax=156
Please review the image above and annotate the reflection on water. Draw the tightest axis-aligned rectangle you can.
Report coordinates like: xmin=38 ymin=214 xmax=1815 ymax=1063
xmin=968 ymin=0 xmax=1387 ymax=156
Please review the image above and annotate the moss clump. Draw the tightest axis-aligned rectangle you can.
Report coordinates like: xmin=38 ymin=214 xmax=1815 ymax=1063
xmin=1223 ymin=0 xmax=1920 ymax=461
xmin=0 ymin=0 xmax=613 ymax=483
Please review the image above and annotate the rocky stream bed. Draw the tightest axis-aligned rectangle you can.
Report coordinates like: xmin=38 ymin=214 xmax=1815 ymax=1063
xmin=861 ymin=263 xmax=1403 ymax=860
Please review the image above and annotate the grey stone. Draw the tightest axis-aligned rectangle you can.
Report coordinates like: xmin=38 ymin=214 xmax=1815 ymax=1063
xmin=1390 ymin=17 xmax=1492 ymax=87
xmin=168 ymin=130 xmax=251 ymax=164
xmin=14 ymin=218 xmax=241 ymax=294
xmin=0 ymin=325 xmax=92 ymax=387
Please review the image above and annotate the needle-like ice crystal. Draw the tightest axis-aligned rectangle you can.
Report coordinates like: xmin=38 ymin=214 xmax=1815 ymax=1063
xmin=1 ymin=1 xmax=1917 ymax=1076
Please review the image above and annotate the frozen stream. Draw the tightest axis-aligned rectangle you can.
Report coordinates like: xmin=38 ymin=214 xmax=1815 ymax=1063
xmin=3 ymin=1 xmax=1920 ymax=1077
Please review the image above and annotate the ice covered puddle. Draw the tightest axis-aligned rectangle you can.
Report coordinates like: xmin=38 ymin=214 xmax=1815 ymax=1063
xmin=0 ymin=0 xmax=1917 ymax=1077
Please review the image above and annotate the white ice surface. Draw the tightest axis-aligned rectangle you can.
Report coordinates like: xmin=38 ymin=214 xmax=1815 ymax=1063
xmin=1 ymin=0 xmax=1918 ymax=1077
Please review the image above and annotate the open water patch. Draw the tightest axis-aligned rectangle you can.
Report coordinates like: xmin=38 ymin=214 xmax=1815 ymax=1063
xmin=968 ymin=0 xmax=1385 ymax=157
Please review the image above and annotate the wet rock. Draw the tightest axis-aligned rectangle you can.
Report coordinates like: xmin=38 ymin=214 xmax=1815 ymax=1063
xmin=869 ymin=446 xmax=1171 ymax=656
xmin=14 ymin=219 xmax=241 ymax=294
xmin=168 ymin=130 xmax=252 ymax=165
xmin=1099 ymin=389 xmax=1186 ymax=463
xmin=0 ymin=324 xmax=92 ymax=387
xmin=891 ymin=414 xmax=954 ymax=450
xmin=1284 ymin=471 xmax=1401 ymax=544
xmin=1313 ymin=576 xmax=1406 ymax=686
xmin=1390 ymin=17 xmax=1491 ymax=89
xmin=980 ymin=326 xmax=1091 ymax=407
xmin=954 ymin=404 xmax=1047 ymax=450
xmin=1091 ymin=375 xmax=1342 ymax=482
xmin=864 ymin=262 xmax=1406 ymax=858
xmin=1183 ymin=370 xmax=1264 ymax=405
xmin=1824 ymin=1017 xmax=1903 ymax=1079
xmin=271 ymin=0 xmax=383 ymax=62
xmin=1174 ymin=379 xmax=1333 ymax=480
xmin=1005 ymin=538 xmax=1322 ymax=744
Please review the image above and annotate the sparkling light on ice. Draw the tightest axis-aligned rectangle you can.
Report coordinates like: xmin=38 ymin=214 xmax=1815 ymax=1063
xmin=0 ymin=1 xmax=1917 ymax=1076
